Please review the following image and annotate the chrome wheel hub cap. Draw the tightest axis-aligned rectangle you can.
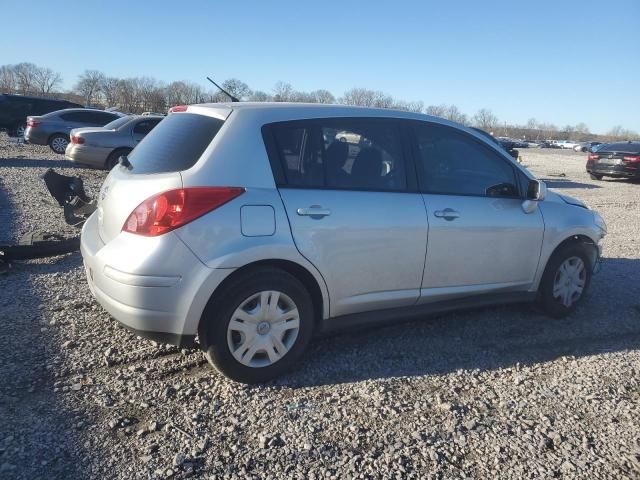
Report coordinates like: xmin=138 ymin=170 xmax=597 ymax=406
xmin=227 ymin=290 xmax=300 ymax=368
xmin=552 ymin=256 xmax=586 ymax=308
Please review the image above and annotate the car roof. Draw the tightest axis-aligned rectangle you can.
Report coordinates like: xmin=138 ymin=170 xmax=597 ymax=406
xmin=1 ymin=93 xmax=75 ymax=103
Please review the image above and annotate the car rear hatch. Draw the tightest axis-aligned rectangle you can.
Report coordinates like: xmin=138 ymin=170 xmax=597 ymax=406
xmin=96 ymin=106 xmax=231 ymax=244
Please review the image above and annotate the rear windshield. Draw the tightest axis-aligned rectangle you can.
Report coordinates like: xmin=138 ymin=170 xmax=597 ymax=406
xmin=128 ymin=113 xmax=224 ymax=174
xmin=104 ymin=116 xmax=131 ymax=130
xmin=598 ymin=142 xmax=640 ymax=154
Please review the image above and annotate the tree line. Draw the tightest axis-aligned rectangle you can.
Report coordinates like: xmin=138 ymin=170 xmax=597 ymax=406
xmin=1 ymin=62 xmax=637 ymax=142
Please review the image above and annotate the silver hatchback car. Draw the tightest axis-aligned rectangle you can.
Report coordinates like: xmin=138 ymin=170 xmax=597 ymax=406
xmin=81 ymin=103 xmax=606 ymax=383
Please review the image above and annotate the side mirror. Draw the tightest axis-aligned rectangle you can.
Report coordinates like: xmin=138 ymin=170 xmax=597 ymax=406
xmin=526 ymin=179 xmax=546 ymax=201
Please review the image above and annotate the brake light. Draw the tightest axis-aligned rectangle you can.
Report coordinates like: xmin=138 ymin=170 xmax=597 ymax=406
xmin=588 ymin=154 xmax=599 ymax=161
xmin=27 ymin=119 xmax=40 ymax=127
xmin=122 ymin=187 xmax=245 ymax=236
xmin=623 ymin=155 xmax=640 ymax=163
xmin=169 ymin=105 xmax=188 ymax=113
xmin=71 ymin=135 xmax=85 ymax=145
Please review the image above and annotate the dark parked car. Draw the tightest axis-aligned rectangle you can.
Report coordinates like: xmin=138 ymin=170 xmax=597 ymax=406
xmin=471 ymin=128 xmax=520 ymax=161
xmin=0 ymin=93 xmax=82 ymax=137
xmin=24 ymin=108 xmax=125 ymax=154
xmin=586 ymin=141 xmax=640 ymax=180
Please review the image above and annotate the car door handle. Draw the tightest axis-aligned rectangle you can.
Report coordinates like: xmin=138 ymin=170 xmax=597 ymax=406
xmin=434 ymin=208 xmax=460 ymax=221
xmin=297 ymin=206 xmax=331 ymax=218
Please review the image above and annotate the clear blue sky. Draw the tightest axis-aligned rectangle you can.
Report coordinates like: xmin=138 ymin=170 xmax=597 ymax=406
xmin=3 ymin=0 xmax=638 ymax=134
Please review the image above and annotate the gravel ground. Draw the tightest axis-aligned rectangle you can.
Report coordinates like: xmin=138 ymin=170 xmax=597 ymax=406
xmin=1 ymin=134 xmax=639 ymax=479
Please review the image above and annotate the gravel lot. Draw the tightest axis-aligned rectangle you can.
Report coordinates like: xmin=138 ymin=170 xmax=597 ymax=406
xmin=1 ymin=134 xmax=639 ymax=479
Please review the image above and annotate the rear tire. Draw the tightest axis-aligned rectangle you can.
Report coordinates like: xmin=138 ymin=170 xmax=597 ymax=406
xmin=590 ymin=173 xmax=603 ymax=181
xmin=537 ymin=243 xmax=593 ymax=318
xmin=105 ymin=148 xmax=131 ymax=170
xmin=199 ymin=267 xmax=315 ymax=384
xmin=48 ymin=134 xmax=69 ymax=154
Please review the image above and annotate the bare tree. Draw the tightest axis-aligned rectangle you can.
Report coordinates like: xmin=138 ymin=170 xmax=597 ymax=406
xmin=273 ymin=81 xmax=294 ymax=102
xmin=425 ymin=104 xmax=447 ymax=117
xmin=100 ymin=77 xmax=120 ymax=108
xmin=33 ymin=67 xmax=62 ymax=95
xmin=311 ymin=89 xmax=335 ymax=104
xmin=221 ymin=78 xmax=251 ymax=100
xmin=472 ymin=108 xmax=499 ymax=131
xmin=0 ymin=65 xmax=17 ymax=93
xmin=443 ymin=105 xmax=468 ymax=124
xmin=341 ymin=88 xmax=376 ymax=106
xmin=13 ymin=62 xmax=39 ymax=94
xmin=249 ymin=90 xmax=271 ymax=102
xmin=75 ymin=70 xmax=105 ymax=106
xmin=393 ymin=100 xmax=424 ymax=113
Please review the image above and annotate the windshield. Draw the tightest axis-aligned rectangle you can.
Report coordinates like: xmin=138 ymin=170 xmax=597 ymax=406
xmin=103 ymin=116 xmax=130 ymax=130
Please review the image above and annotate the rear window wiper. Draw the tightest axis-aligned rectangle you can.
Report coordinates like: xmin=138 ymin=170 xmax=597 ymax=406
xmin=118 ymin=154 xmax=132 ymax=169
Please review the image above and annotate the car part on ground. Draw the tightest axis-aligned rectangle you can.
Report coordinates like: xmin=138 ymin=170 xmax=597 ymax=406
xmin=0 ymin=169 xmax=96 ymax=273
xmin=43 ymin=168 xmax=97 ymax=226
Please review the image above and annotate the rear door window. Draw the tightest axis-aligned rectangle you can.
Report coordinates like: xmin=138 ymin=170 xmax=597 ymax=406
xmin=268 ymin=118 xmax=408 ymax=192
xmin=133 ymin=118 xmax=161 ymax=135
xmin=128 ymin=113 xmax=224 ymax=174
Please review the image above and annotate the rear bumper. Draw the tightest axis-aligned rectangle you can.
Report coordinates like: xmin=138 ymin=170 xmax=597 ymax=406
xmin=24 ymin=127 xmax=50 ymax=145
xmin=587 ymin=162 xmax=640 ymax=178
xmin=65 ymin=144 xmax=111 ymax=168
xmin=80 ymin=213 xmax=234 ymax=346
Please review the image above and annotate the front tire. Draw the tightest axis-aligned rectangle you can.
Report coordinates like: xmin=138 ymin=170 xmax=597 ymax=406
xmin=590 ymin=173 xmax=603 ymax=181
xmin=199 ymin=268 xmax=315 ymax=384
xmin=538 ymin=243 xmax=592 ymax=318
xmin=48 ymin=134 xmax=69 ymax=154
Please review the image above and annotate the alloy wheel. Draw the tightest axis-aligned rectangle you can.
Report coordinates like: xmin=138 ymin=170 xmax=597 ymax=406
xmin=51 ymin=136 xmax=69 ymax=154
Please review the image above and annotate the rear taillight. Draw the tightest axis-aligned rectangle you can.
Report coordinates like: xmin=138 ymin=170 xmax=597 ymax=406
xmin=122 ymin=187 xmax=245 ymax=236
xmin=169 ymin=105 xmax=188 ymax=113
xmin=623 ymin=155 xmax=640 ymax=163
xmin=27 ymin=119 xmax=40 ymax=128
xmin=588 ymin=154 xmax=599 ymax=161
xmin=71 ymin=135 xmax=85 ymax=145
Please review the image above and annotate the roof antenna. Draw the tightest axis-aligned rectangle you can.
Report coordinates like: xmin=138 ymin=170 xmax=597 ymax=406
xmin=206 ymin=77 xmax=239 ymax=102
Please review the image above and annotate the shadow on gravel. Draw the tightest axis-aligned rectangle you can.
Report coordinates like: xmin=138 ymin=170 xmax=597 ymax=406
xmin=541 ymin=178 xmax=602 ymax=189
xmin=0 ymin=157 xmax=93 ymax=170
xmin=283 ymin=256 xmax=640 ymax=387
xmin=0 ymin=183 xmax=87 ymax=479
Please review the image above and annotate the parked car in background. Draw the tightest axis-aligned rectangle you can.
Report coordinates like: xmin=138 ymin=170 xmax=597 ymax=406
xmin=586 ymin=141 xmax=640 ymax=180
xmin=66 ymin=115 xmax=163 ymax=169
xmin=81 ymin=103 xmax=605 ymax=383
xmin=25 ymin=108 xmax=124 ymax=154
xmin=473 ymin=129 xmax=520 ymax=160
xmin=0 ymin=93 xmax=82 ymax=137
xmin=556 ymin=140 xmax=579 ymax=150
xmin=574 ymin=141 xmax=602 ymax=152
xmin=538 ymin=140 xmax=561 ymax=149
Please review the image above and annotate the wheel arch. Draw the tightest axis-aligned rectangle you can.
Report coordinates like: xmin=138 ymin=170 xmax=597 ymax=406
xmin=535 ymin=233 xmax=599 ymax=290
xmin=196 ymin=259 xmax=328 ymax=340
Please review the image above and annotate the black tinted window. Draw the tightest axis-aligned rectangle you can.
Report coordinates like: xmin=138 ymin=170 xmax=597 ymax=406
xmin=270 ymin=118 xmax=406 ymax=191
xmin=413 ymin=123 xmax=518 ymax=197
xmin=60 ymin=111 xmax=85 ymax=122
xmin=128 ymin=113 xmax=223 ymax=174
xmin=133 ymin=118 xmax=161 ymax=134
